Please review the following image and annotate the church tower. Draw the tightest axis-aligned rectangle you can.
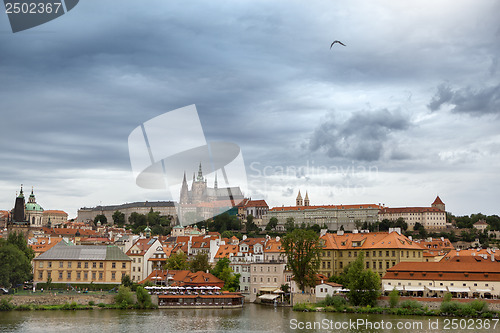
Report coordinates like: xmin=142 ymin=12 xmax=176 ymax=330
xmin=180 ymin=172 xmax=189 ymax=204
xmin=304 ymin=191 xmax=310 ymax=207
xmin=296 ymin=190 xmax=303 ymax=207
xmin=12 ymin=185 xmax=26 ymax=223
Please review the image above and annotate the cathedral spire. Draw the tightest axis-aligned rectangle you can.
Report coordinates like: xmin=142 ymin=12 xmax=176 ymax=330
xmin=197 ymin=162 xmax=203 ymax=181
xmin=214 ymin=173 xmax=218 ymax=189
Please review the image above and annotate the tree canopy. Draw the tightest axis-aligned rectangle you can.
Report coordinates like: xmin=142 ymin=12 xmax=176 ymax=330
xmin=164 ymin=251 xmax=189 ymax=270
xmin=345 ymin=252 xmax=381 ymax=306
xmin=210 ymin=258 xmax=240 ymax=292
xmin=0 ymin=232 xmax=33 ymax=288
xmin=282 ymin=228 xmax=320 ymax=291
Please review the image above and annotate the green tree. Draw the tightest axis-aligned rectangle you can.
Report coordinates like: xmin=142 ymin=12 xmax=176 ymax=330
xmin=115 ymin=285 xmax=134 ymax=305
xmin=346 ymin=252 xmax=381 ymax=306
xmin=0 ymin=244 xmax=32 ymax=288
xmin=266 ymin=217 xmax=278 ymax=231
xmin=112 ymin=210 xmax=125 ymax=226
xmin=284 ymin=217 xmax=295 ymax=232
xmin=94 ymin=214 xmax=107 ymax=224
xmin=282 ymin=229 xmax=320 ymax=292
xmin=165 ymin=252 xmax=189 ymax=270
xmin=190 ymin=253 xmax=211 ymax=273
xmin=135 ymin=286 xmax=153 ymax=308
xmin=389 ymin=288 xmax=400 ymax=308
xmin=121 ymin=274 xmax=133 ymax=288
xmin=210 ymin=258 xmax=240 ymax=291
xmin=7 ymin=232 xmax=34 ymax=261
xmin=221 ymin=230 xmax=234 ymax=239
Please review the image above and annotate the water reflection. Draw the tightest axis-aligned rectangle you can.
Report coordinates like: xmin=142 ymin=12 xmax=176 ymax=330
xmin=0 ymin=304 xmax=495 ymax=333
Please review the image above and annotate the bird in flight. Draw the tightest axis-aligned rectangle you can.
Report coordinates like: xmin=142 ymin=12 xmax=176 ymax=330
xmin=330 ymin=40 xmax=346 ymax=48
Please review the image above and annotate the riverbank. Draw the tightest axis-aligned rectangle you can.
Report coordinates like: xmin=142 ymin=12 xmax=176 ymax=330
xmin=293 ymin=296 xmax=500 ymax=318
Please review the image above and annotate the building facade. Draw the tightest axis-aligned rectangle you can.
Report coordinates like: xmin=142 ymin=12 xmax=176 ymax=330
xmin=33 ymin=242 xmax=131 ymax=285
xmin=378 ymin=196 xmax=447 ymax=230
xmin=318 ymin=230 xmax=425 ymax=278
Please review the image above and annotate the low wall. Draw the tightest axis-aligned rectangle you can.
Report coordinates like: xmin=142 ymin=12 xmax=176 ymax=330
xmin=291 ymin=292 xmax=316 ymax=306
xmin=0 ymin=293 xmax=115 ymax=306
xmin=378 ymin=296 xmax=500 ymax=311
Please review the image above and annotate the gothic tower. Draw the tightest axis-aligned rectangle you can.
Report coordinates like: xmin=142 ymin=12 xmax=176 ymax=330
xmin=12 ymin=185 xmax=26 ymax=223
xmin=304 ymin=191 xmax=310 ymax=207
xmin=431 ymin=196 xmax=445 ymax=211
xmin=296 ymin=190 xmax=303 ymax=207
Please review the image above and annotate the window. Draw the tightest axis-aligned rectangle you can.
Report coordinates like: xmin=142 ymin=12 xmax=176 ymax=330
xmin=47 ymin=271 xmax=51 ymax=279
xmin=392 ymin=251 xmax=395 ymax=257
xmin=379 ymin=251 xmax=382 ymax=257
xmin=38 ymin=271 xmax=43 ymax=279
xmin=84 ymin=262 xmax=89 ymax=269
xmin=77 ymin=262 xmax=81 ymax=268
xmin=386 ymin=261 xmax=390 ymax=269
xmin=67 ymin=262 xmax=72 ymax=268
xmin=84 ymin=272 xmax=88 ymax=280
xmin=100 ymin=262 xmax=103 ymax=269
xmin=111 ymin=272 xmax=116 ymax=280
xmin=39 ymin=262 xmax=43 ymax=268
xmin=366 ymin=262 xmax=369 ymax=269
xmin=59 ymin=271 xmax=63 ymax=279
xmin=92 ymin=272 xmax=96 ymax=280
xmin=48 ymin=262 xmax=52 ymax=268
xmin=379 ymin=262 xmax=382 ymax=269
xmin=386 ymin=251 xmax=389 ymax=257
xmin=112 ymin=263 xmax=116 ymax=269
xmin=76 ymin=272 xmax=81 ymax=280
xmin=372 ymin=262 xmax=376 ymax=269
xmin=67 ymin=272 xmax=71 ymax=279
xmin=92 ymin=262 xmax=97 ymax=269
xmin=122 ymin=262 xmax=126 ymax=269
xmin=99 ymin=272 xmax=103 ymax=280
xmin=138 ymin=258 xmax=141 ymax=263
xmin=59 ymin=262 xmax=64 ymax=268
xmin=327 ymin=261 xmax=330 ymax=269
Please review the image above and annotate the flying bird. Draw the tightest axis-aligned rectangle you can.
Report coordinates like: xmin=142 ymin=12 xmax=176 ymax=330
xmin=330 ymin=40 xmax=346 ymax=48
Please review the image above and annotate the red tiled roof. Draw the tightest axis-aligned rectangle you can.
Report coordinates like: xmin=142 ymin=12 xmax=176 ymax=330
xmin=383 ymin=261 xmax=500 ymax=281
xmin=141 ymin=270 xmax=224 ymax=287
xmin=432 ymin=196 xmax=444 ymax=205
xmin=379 ymin=207 xmax=443 ymax=214
xmin=320 ymin=231 xmax=423 ymax=251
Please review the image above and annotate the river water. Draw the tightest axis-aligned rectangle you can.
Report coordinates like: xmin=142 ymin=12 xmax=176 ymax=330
xmin=0 ymin=304 xmax=496 ymax=332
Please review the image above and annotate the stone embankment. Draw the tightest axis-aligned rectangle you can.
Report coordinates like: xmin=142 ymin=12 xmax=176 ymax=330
xmin=0 ymin=293 xmax=115 ymax=306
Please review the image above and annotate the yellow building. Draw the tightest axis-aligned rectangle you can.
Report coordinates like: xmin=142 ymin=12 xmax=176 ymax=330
xmin=33 ymin=242 xmax=131 ymax=285
xmin=319 ymin=230 xmax=424 ymax=278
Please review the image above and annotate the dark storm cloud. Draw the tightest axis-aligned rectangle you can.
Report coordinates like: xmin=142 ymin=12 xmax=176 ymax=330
xmin=307 ymin=109 xmax=411 ymax=162
xmin=428 ymin=83 xmax=500 ymax=116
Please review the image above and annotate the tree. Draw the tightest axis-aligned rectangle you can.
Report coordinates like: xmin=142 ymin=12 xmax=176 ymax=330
xmin=135 ymin=286 xmax=153 ymax=308
xmin=210 ymin=258 xmax=240 ymax=291
xmin=0 ymin=232 xmax=33 ymax=288
xmin=112 ymin=210 xmax=125 ymax=226
xmin=165 ymin=252 xmax=189 ymax=270
xmin=284 ymin=217 xmax=295 ymax=232
xmin=266 ymin=217 xmax=278 ymax=231
xmin=221 ymin=230 xmax=234 ymax=239
xmin=0 ymin=244 xmax=32 ymax=288
xmin=282 ymin=229 xmax=321 ymax=292
xmin=94 ymin=214 xmax=107 ymax=225
xmin=345 ymin=252 xmax=381 ymax=306
xmin=389 ymin=288 xmax=400 ymax=308
xmin=121 ymin=274 xmax=133 ymax=288
xmin=190 ymin=253 xmax=211 ymax=273
xmin=115 ymin=285 xmax=134 ymax=305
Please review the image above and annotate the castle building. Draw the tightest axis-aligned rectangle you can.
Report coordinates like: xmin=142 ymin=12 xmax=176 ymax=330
xmin=264 ymin=191 xmax=381 ymax=231
xmin=378 ymin=196 xmax=447 ymax=231
xmin=178 ymin=163 xmax=244 ymax=224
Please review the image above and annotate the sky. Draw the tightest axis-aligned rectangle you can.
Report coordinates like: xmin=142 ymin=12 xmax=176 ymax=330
xmin=1 ymin=0 xmax=500 ymax=219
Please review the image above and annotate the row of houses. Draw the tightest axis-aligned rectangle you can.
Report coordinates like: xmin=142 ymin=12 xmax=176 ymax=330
xmin=28 ymin=222 xmax=500 ymax=302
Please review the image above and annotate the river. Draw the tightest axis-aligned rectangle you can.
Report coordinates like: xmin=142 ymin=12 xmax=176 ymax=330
xmin=0 ymin=304 xmax=497 ymax=332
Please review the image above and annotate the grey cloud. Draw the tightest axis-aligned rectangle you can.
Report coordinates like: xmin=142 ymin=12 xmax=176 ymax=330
xmin=307 ymin=109 xmax=411 ymax=162
xmin=428 ymin=83 xmax=500 ymax=115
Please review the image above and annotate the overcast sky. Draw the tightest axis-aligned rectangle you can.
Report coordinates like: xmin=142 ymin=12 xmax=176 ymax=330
xmin=1 ymin=0 xmax=499 ymax=219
